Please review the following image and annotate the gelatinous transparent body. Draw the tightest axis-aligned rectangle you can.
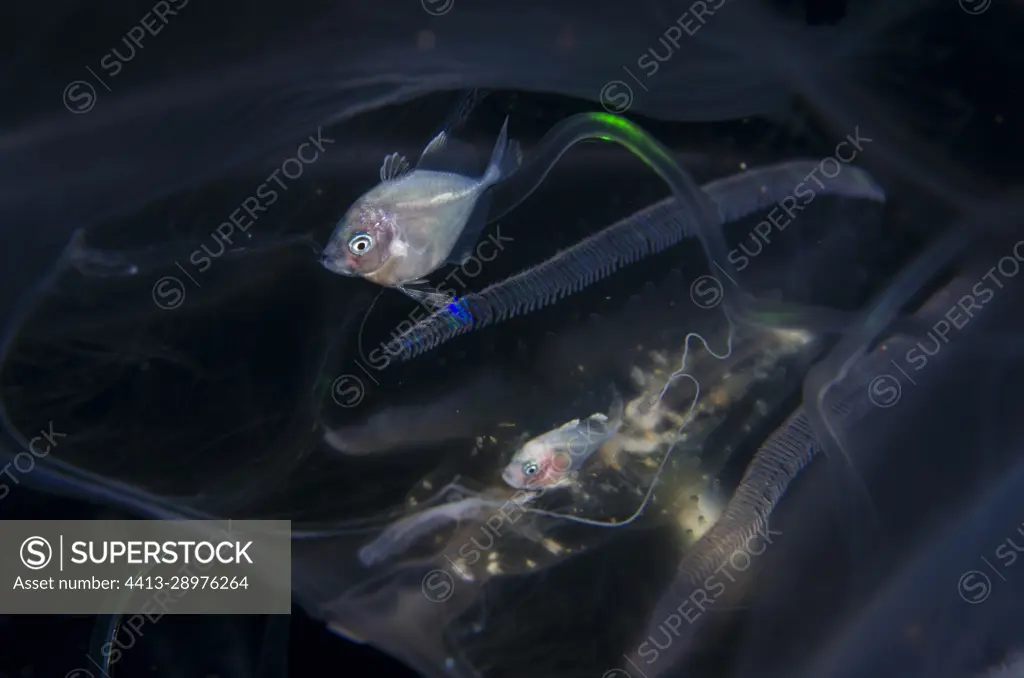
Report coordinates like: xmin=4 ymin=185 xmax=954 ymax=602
xmin=2 ymin=2 xmax=1022 ymax=677
xmin=0 ymin=137 xmax=893 ymax=678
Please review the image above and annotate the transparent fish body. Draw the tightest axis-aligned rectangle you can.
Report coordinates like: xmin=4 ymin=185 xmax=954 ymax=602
xmin=502 ymin=400 xmax=624 ymax=490
xmin=321 ymin=113 xmax=518 ymax=293
xmin=355 ymin=170 xmax=486 ymax=286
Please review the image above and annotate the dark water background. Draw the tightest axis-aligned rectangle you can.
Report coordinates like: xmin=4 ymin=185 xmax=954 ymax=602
xmin=1 ymin=1 xmax=1021 ymax=677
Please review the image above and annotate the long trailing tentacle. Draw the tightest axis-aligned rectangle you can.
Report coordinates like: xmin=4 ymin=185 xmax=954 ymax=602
xmin=392 ymin=160 xmax=884 ymax=360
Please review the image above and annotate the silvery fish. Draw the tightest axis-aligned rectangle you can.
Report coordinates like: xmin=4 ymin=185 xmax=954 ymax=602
xmin=502 ymin=395 xmax=624 ymax=490
xmin=320 ymin=107 xmax=520 ymax=308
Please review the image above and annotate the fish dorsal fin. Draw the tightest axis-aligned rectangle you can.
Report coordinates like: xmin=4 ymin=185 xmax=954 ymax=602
xmin=380 ymin=153 xmax=411 ymax=182
xmin=416 ymin=130 xmax=483 ymax=176
xmin=420 ymin=131 xmax=448 ymax=158
xmin=559 ymin=418 xmax=582 ymax=431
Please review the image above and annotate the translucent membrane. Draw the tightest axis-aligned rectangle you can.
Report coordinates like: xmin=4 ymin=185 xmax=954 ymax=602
xmin=1 ymin=162 xmax=891 ymax=678
xmin=624 ymin=232 xmax=1024 ymax=678
xmin=802 ymin=226 xmax=974 ymax=464
xmin=495 ymin=113 xmax=739 ymax=314
xmin=302 ymin=166 xmax=892 ymax=677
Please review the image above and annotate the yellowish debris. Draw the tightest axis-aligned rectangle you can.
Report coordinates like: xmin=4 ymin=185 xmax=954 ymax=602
xmin=541 ymin=538 xmax=564 ymax=555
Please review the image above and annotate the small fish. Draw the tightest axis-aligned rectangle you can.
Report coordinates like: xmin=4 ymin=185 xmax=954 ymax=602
xmin=502 ymin=395 xmax=624 ymax=490
xmin=320 ymin=108 xmax=520 ymax=309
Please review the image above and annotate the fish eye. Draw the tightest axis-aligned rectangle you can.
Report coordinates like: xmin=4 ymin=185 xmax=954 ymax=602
xmin=522 ymin=460 xmax=540 ymax=476
xmin=348 ymin=233 xmax=374 ymax=255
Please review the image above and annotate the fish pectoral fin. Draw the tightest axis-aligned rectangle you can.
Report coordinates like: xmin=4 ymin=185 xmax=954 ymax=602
xmin=397 ymin=283 xmax=456 ymax=311
xmin=380 ymin=152 xmax=412 ymax=182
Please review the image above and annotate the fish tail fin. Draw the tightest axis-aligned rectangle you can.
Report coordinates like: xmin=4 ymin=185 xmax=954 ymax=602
xmin=483 ymin=116 xmax=521 ymax=185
